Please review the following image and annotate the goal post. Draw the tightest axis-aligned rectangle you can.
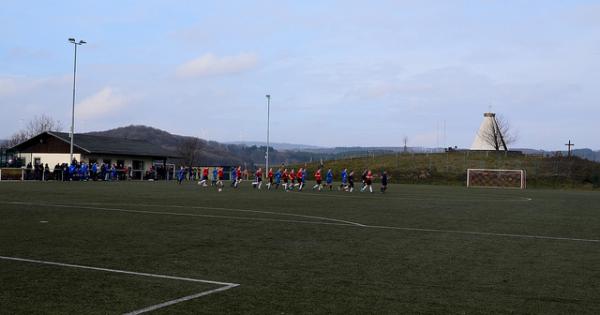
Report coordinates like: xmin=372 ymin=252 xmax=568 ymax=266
xmin=467 ymin=169 xmax=526 ymax=189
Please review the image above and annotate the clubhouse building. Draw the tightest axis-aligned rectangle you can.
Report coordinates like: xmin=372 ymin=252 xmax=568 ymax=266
xmin=10 ymin=131 xmax=175 ymax=173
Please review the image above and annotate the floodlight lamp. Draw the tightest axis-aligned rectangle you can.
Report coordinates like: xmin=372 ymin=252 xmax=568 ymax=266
xmin=68 ymin=38 xmax=76 ymax=43
xmin=266 ymin=94 xmax=270 ymax=98
xmin=80 ymin=40 xmax=87 ymax=44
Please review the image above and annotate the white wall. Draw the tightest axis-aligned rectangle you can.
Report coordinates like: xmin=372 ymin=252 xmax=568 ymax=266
xmin=82 ymin=155 xmax=154 ymax=171
xmin=18 ymin=153 xmax=154 ymax=171
xmin=19 ymin=153 xmax=81 ymax=167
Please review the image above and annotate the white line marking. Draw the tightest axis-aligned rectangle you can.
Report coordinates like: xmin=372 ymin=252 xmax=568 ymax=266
xmin=123 ymin=284 xmax=238 ymax=315
xmin=5 ymin=201 xmax=366 ymax=227
xmin=4 ymin=201 xmax=600 ymax=243
xmin=0 ymin=255 xmax=239 ymax=314
xmin=70 ymin=201 xmax=366 ymax=227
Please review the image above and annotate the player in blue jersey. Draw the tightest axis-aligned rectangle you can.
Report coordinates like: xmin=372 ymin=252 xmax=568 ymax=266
xmin=211 ymin=167 xmax=218 ymax=186
xmin=177 ymin=166 xmax=185 ymax=184
xmin=230 ymin=167 xmax=237 ymax=187
xmin=274 ymin=168 xmax=282 ymax=189
xmin=325 ymin=168 xmax=334 ymax=190
xmin=339 ymin=168 xmax=348 ymax=191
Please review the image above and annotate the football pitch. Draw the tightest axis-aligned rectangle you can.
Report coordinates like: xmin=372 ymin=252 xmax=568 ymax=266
xmin=1 ymin=181 xmax=600 ymax=314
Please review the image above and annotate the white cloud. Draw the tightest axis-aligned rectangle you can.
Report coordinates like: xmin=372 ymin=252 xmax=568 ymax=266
xmin=76 ymin=87 xmax=131 ymax=120
xmin=176 ymin=53 xmax=258 ymax=78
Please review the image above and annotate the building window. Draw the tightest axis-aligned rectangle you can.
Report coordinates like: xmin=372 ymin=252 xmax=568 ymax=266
xmin=132 ymin=160 xmax=144 ymax=170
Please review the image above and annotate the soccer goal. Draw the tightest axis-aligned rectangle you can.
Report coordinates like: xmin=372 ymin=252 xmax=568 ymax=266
xmin=467 ymin=169 xmax=526 ymax=189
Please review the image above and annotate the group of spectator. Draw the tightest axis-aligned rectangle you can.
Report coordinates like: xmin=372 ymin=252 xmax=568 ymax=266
xmin=24 ymin=161 xmax=129 ymax=181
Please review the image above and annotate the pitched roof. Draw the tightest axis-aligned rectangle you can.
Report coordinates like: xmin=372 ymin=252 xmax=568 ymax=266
xmin=13 ymin=131 xmax=176 ymax=158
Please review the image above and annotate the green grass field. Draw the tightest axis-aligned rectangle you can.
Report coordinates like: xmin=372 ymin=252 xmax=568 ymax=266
xmin=1 ymin=181 xmax=600 ymax=314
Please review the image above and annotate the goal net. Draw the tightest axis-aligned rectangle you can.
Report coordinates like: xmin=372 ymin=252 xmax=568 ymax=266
xmin=467 ymin=169 xmax=526 ymax=189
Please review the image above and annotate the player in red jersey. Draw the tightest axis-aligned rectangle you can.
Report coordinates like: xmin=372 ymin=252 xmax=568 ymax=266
xmin=296 ymin=168 xmax=304 ymax=190
xmin=234 ymin=166 xmax=242 ymax=188
xmin=198 ymin=167 xmax=209 ymax=187
xmin=312 ymin=168 xmax=323 ymax=191
xmin=361 ymin=169 xmax=374 ymax=193
xmin=267 ymin=168 xmax=274 ymax=189
xmin=253 ymin=168 xmax=263 ymax=189
xmin=282 ymin=169 xmax=289 ymax=190
xmin=216 ymin=167 xmax=224 ymax=191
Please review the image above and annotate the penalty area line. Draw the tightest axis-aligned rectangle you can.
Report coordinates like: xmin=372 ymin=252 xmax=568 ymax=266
xmin=0 ymin=256 xmax=239 ymax=315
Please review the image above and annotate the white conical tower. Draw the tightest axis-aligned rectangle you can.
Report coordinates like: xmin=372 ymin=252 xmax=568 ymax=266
xmin=471 ymin=112 xmax=508 ymax=151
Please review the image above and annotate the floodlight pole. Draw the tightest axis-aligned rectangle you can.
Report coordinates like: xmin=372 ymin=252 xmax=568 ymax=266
xmin=265 ymin=94 xmax=271 ymax=177
xmin=68 ymin=38 xmax=86 ymax=164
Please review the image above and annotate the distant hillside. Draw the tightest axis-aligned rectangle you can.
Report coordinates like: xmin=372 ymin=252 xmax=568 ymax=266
xmin=224 ymin=141 xmax=323 ymax=151
xmin=85 ymin=125 xmax=324 ymax=166
xmin=572 ymin=149 xmax=600 ymax=162
xmin=514 ymin=148 xmax=600 ymax=162
xmin=83 ymin=125 xmax=600 ymax=167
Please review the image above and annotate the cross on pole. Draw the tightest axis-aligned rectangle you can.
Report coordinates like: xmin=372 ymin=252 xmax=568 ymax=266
xmin=565 ymin=140 xmax=574 ymax=157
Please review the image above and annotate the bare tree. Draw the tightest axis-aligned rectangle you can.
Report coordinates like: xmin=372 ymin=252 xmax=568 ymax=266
xmin=25 ymin=114 xmax=64 ymax=137
xmin=478 ymin=114 xmax=517 ymax=151
xmin=177 ymin=137 xmax=204 ymax=166
xmin=6 ymin=115 xmax=64 ymax=147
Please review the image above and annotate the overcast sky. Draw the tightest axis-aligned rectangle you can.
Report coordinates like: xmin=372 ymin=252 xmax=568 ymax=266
xmin=1 ymin=1 xmax=599 ymax=150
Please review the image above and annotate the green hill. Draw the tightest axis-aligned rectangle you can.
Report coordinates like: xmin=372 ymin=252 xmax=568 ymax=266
xmin=293 ymin=151 xmax=600 ymax=189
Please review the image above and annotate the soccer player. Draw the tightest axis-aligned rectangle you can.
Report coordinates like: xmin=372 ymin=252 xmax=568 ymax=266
xmin=198 ymin=167 xmax=209 ymax=186
xmin=296 ymin=168 xmax=304 ymax=190
xmin=312 ymin=168 xmax=323 ymax=191
xmin=339 ymin=168 xmax=348 ymax=191
xmin=230 ymin=167 xmax=237 ymax=187
xmin=217 ymin=167 xmax=224 ymax=191
xmin=348 ymin=170 xmax=355 ymax=192
xmin=361 ymin=169 xmax=374 ymax=193
xmin=253 ymin=168 xmax=263 ymax=189
xmin=380 ymin=170 xmax=389 ymax=193
xmin=274 ymin=168 xmax=282 ymax=189
xmin=288 ymin=168 xmax=296 ymax=191
xmin=212 ymin=167 xmax=218 ymax=186
xmin=235 ymin=166 xmax=242 ymax=188
xmin=325 ymin=168 xmax=333 ymax=190
xmin=361 ymin=169 xmax=368 ymax=190
xmin=282 ymin=168 xmax=289 ymax=190
xmin=267 ymin=168 xmax=274 ymax=189
xmin=300 ymin=168 xmax=307 ymax=191
xmin=177 ymin=166 xmax=185 ymax=184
